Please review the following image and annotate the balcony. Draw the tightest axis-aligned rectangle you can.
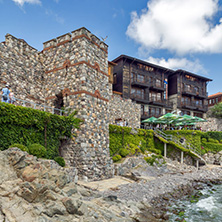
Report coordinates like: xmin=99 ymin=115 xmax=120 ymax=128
xmin=150 ymin=81 xmax=165 ymax=91
xmin=131 ymin=80 xmax=149 ymax=88
xmin=182 ymin=88 xmax=196 ymax=96
xmin=141 ymin=112 xmax=162 ymax=119
xmin=131 ymin=93 xmax=148 ymax=103
xmin=182 ymin=88 xmax=208 ymax=98
xmin=196 ymin=105 xmax=208 ymax=112
xmin=181 ymin=101 xmax=196 ymax=109
xmin=149 ymin=99 xmax=166 ymax=106
xmin=195 ymin=92 xmax=208 ymax=99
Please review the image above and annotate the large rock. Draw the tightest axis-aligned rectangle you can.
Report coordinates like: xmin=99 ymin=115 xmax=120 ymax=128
xmin=0 ymin=148 xmax=140 ymax=221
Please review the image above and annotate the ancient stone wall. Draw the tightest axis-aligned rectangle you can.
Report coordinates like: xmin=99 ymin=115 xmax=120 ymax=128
xmin=0 ymin=34 xmax=45 ymax=103
xmin=41 ymin=28 xmax=113 ymax=181
xmin=197 ymin=117 xmax=222 ymax=131
xmin=0 ymin=27 xmax=114 ymax=181
xmin=109 ymin=93 xmax=141 ymax=128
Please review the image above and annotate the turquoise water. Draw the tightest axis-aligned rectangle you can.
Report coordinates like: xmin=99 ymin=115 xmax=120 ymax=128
xmin=168 ymin=184 xmax=222 ymax=222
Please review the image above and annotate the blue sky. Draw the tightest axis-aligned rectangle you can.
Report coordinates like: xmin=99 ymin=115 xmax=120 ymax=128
xmin=1 ymin=0 xmax=222 ymax=95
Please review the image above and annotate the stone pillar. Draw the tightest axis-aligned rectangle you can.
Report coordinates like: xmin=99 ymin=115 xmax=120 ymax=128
xmin=181 ymin=151 xmax=184 ymax=164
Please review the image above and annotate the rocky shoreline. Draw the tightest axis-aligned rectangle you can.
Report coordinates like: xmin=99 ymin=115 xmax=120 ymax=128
xmin=1 ymin=148 xmax=222 ymax=221
xmin=101 ymin=157 xmax=222 ymax=221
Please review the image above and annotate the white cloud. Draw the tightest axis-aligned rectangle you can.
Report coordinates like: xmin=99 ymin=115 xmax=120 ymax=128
xmin=127 ymin=0 xmax=222 ymax=55
xmin=147 ymin=57 xmax=207 ymax=75
xmin=45 ymin=9 xmax=65 ymax=24
xmin=12 ymin=0 xmax=41 ymax=6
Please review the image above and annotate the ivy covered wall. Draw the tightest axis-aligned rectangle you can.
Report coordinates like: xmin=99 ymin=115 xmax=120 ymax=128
xmin=109 ymin=125 xmax=222 ymax=162
xmin=0 ymin=102 xmax=81 ymax=159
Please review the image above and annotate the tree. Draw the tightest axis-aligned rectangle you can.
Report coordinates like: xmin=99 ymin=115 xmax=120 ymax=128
xmin=209 ymin=102 xmax=222 ymax=119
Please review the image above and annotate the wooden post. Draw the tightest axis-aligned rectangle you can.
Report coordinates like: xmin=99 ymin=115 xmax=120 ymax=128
xmin=181 ymin=151 xmax=184 ymax=164
xmin=196 ymin=160 xmax=199 ymax=169
xmin=164 ymin=143 xmax=167 ymax=158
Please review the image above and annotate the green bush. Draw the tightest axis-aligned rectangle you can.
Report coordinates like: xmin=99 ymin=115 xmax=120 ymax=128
xmin=9 ymin=143 xmax=29 ymax=152
xmin=109 ymin=125 xmax=156 ymax=158
xmin=112 ymin=154 xmax=122 ymax=162
xmin=144 ymin=154 xmax=162 ymax=166
xmin=54 ymin=156 xmax=66 ymax=167
xmin=208 ymin=138 xmax=219 ymax=143
xmin=28 ymin=143 xmax=47 ymax=158
xmin=0 ymin=102 xmax=81 ymax=159
xmin=201 ymin=142 xmax=222 ymax=154
xmin=119 ymin=149 xmax=130 ymax=157
xmin=201 ymin=138 xmax=207 ymax=143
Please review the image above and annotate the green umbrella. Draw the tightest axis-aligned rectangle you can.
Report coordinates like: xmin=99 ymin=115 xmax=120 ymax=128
xmin=158 ymin=113 xmax=179 ymax=125
xmin=142 ymin=116 xmax=157 ymax=123
xmin=193 ymin=116 xmax=207 ymax=122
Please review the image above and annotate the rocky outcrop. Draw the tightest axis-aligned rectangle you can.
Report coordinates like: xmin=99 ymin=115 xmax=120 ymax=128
xmin=203 ymin=151 xmax=222 ymax=165
xmin=0 ymin=148 xmax=143 ymax=222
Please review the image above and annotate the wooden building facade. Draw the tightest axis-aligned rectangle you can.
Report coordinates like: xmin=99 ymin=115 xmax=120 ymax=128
xmin=112 ymin=55 xmax=212 ymax=120
xmin=208 ymin=92 xmax=222 ymax=107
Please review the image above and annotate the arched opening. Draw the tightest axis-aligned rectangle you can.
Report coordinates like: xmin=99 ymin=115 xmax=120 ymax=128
xmin=54 ymin=91 xmax=64 ymax=115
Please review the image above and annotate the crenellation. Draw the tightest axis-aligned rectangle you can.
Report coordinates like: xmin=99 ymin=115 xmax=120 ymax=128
xmin=43 ymin=38 xmax=57 ymax=49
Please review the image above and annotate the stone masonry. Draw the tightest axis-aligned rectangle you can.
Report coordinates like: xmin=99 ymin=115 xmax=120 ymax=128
xmin=0 ymin=27 xmax=114 ymax=181
xmin=109 ymin=92 xmax=141 ymax=128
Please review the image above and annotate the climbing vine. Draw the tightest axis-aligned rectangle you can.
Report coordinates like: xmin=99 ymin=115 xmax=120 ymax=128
xmin=0 ymin=102 xmax=82 ymax=159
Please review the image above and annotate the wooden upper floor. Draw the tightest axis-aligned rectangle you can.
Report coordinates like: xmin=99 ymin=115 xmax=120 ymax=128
xmin=208 ymin=92 xmax=222 ymax=107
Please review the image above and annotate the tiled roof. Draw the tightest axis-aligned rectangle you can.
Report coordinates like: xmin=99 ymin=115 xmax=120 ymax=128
xmin=208 ymin=92 xmax=222 ymax=98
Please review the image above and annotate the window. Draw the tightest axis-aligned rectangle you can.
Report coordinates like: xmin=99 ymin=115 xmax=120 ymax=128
xmin=131 ymin=73 xmax=136 ymax=82
xmin=216 ymin=98 xmax=218 ymax=103
xmin=131 ymin=87 xmax=145 ymax=99
xmin=156 ymin=79 xmax=161 ymax=87
xmin=194 ymin=86 xmax=199 ymax=94
xmin=113 ymin=74 xmax=117 ymax=84
xmin=137 ymin=74 xmax=145 ymax=83
xmin=150 ymin=91 xmax=162 ymax=102
xmin=149 ymin=107 xmax=162 ymax=117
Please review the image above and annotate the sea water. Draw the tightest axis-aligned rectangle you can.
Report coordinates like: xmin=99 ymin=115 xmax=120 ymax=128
xmin=168 ymin=184 xmax=222 ymax=222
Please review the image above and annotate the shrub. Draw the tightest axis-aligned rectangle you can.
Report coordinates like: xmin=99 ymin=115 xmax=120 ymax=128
xmin=28 ymin=143 xmax=47 ymax=158
xmin=9 ymin=143 xmax=29 ymax=152
xmin=54 ymin=156 xmax=65 ymax=167
xmin=119 ymin=149 xmax=130 ymax=157
xmin=201 ymin=138 xmax=207 ymax=143
xmin=112 ymin=154 xmax=122 ymax=162
xmin=147 ymin=147 xmax=162 ymax=155
xmin=208 ymin=138 xmax=219 ymax=143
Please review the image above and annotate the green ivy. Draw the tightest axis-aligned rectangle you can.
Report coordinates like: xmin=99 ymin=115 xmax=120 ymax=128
xmin=0 ymin=102 xmax=81 ymax=159
xmin=109 ymin=125 xmax=159 ymax=158
xmin=201 ymin=142 xmax=222 ymax=154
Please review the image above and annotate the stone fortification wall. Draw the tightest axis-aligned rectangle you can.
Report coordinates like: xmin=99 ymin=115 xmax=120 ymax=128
xmin=0 ymin=34 xmax=44 ymax=103
xmin=42 ymin=27 xmax=113 ymax=181
xmin=197 ymin=118 xmax=222 ymax=131
xmin=0 ymin=28 xmax=123 ymax=181
xmin=109 ymin=93 xmax=141 ymax=128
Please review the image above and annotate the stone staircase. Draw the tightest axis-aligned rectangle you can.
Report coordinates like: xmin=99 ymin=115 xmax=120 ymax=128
xmin=154 ymin=129 xmax=206 ymax=165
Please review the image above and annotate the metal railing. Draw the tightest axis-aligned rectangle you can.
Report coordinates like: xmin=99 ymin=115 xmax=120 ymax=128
xmin=10 ymin=97 xmax=68 ymax=116
xmin=154 ymin=129 xmax=205 ymax=162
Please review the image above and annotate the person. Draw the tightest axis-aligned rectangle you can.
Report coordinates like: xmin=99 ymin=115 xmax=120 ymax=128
xmin=1 ymin=84 xmax=10 ymax=103
xmin=9 ymin=91 xmax=15 ymax=104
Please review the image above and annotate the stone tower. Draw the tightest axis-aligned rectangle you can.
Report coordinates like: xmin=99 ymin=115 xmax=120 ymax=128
xmin=42 ymin=27 xmax=113 ymax=181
